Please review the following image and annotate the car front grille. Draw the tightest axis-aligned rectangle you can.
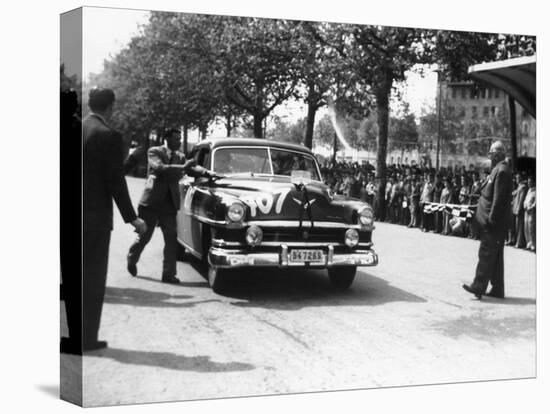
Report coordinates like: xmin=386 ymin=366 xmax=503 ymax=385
xmin=213 ymin=226 xmax=372 ymax=245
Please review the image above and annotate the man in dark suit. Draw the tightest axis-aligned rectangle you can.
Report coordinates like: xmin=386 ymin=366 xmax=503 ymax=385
xmin=127 ymin=129 xmax=212 ymax=283
xmin=463 ymin=141 xmax=513 ymax=299
xmin=62 ymin=88 xmax=147 ymax=355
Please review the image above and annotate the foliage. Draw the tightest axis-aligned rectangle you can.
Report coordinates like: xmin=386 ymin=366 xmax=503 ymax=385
xmin=389 ymin=113 xmax=419 ymax=150
xmin=313 ymin=113 xmax=336 ymax=147
xmin=266 ymin=116 xmax=306 ymax=145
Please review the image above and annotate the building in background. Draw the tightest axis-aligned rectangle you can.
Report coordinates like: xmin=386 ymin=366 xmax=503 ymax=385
xmin=419 ymin=80 xmax=536 ymax=169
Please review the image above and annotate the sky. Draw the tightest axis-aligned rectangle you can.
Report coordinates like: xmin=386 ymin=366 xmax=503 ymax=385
xmin=83 ymin=7 xmax=150 ymax=80
xmin=81 ymin=7 xmax=437 ymax=131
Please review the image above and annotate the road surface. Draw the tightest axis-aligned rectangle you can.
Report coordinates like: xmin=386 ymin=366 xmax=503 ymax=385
xmin=61 ymin=176 xmax=536 ymax=407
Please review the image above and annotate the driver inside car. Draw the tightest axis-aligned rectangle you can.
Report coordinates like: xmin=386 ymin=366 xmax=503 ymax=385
xmin=215 ymin=150 xmax=233 ymax=174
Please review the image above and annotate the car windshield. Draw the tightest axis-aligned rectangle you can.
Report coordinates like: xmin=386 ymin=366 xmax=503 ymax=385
xmin=270 ymin=149 xmax=320 ymax=180
xmin=212 ymin=147 xmax=320 ymax=181
xmin=213 ymin=147 xmax=271 ymax=175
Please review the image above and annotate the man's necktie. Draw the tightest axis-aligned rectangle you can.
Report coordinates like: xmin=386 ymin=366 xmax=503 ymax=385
xmin=169 ymin=152 xmax=177 ymax=165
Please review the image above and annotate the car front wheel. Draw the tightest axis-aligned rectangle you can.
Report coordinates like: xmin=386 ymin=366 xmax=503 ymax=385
xmin=328 ymin=266 xmax=357 ymax=289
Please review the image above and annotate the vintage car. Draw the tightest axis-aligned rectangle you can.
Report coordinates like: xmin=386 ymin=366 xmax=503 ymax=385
xmin=176 ymin=138 xmax=378 ymax=292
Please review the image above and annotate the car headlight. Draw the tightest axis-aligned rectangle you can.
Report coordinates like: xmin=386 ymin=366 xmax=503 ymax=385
xmin=358 ymin=207 xmax=374 ymax=227
xmin=345 ymin=228 xmax=359 ymax=247
xmin=227 ymin=202 xmax=245 ymax=223
xmin=246 ymin=225 xmax=263 ymax=246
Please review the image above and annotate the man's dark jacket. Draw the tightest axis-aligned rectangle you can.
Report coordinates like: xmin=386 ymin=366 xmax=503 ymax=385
xmin=474 ymin=160 xmax=513 ymax=232
xmin=138 ymin=146 xmax=186 ymax=212
xmin=83 ymin=114 xmax=137 ymax=230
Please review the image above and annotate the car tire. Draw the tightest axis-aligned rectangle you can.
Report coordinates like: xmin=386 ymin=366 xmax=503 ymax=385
xmin=207 ymin=266 xmax=226 ymax=294
xmin=176 ymin=243 xmax=186 ymax=261
xmin=328 ymin=266 xmax=357 ymax=289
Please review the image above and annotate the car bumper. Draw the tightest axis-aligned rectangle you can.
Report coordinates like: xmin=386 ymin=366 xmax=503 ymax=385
xmin=208 ymin=245 xmax=378 ymax=269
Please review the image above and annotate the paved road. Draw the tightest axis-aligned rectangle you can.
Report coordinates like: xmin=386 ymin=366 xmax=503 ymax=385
xmin=62 ymin=176 xmax=536 ymax=407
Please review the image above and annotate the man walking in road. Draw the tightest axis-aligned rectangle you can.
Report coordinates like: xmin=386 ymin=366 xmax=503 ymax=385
xmin=127 ymin=129 xmax=214 ymax=284
xmin=462 ymin=141 xmax=513 ymax=299
xmin=63 ymin=87 xmax=148 ymax=355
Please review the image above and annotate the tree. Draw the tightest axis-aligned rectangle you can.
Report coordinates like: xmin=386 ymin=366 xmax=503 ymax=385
xmin=357 ymin=115 xmax=378 ymax=151
xmin=198 ymin=16 xmax=303 ymax=138
xmin=314 ymin=113 xmax=336 ymax=147
xmin=389 ymin=113 xmax=419 ymax=151
xmin=267 ymin=116 xmax=306 ymax=145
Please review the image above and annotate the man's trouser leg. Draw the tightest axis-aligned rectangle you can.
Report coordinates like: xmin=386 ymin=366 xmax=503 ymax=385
xmin=83 ymin=230 xmax=111 ymax=346
xmin=472 ymin=228 xmax=502 ymax=293
xmin=159 ymin=214 xmax=178 ymax=279
xmin=127 ymin=205 xmax=157 ymax=267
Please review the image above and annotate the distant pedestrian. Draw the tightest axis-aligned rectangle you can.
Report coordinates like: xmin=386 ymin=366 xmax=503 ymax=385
xmin=509 ymin=173 xmax=527 ymax=248
xmin=523 ymin=175 xmax=536 ymax=251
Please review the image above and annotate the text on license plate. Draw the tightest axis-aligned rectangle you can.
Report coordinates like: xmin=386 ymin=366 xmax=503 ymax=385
xmin=290 ymin=249 xmax=324 ymax=262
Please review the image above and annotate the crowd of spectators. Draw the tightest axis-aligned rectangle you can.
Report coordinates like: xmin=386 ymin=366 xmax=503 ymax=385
xmin=320 ymin=160 xmax=536 ymax=252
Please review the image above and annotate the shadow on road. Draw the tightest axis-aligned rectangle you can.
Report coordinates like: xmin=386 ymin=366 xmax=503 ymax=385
xmin=104 ymin=287 xmax=218 ymax=308
xmin=432 ymin=313 xmax=535 ymax=343
xmin=219 ymin=268 xmax=426 ymax=310
xmin=91 ymin=347 xmax=256 ymax=373
xmin=133 ymin=274 xmax=209 ymax=288
xmin=482 ymin=296 xmax=536 ymax=306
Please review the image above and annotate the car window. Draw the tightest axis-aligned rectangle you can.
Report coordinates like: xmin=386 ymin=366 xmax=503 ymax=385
xmin=196 ymin=147 xmax=210 ymax=169
xmin=213 ymin=147 xmax=271 ymax=175
xmin=270 ymin=149 xmax=320 ymax=181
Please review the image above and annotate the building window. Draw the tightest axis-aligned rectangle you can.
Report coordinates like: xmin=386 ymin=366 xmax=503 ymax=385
xmin=461 ymin=88 xmax=466 ymax=99
xmin=480 ymin=89 xmax=486 ymax=99
xmin=459 ymin=107 xmax=465 ymax=117
xmin=472 ymin=106 xmax=478 ymax=118
xmin=491 ymin=106 xmax=496 ymax=116
xmin=470 ymin=88 xmax=476 ymax=99
xmin=488 ymin=89 xmax=493 ymax=99
xmin=495 ymin=90 xmax=500 ymax=98
xmin=452 ymin=88 xmax=456 ymax=99
xmin=483 ymin=106 xmax=489 ymax=116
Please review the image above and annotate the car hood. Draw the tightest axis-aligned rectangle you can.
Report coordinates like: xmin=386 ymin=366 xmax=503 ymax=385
xmin=208 ymin=176 xmax=366 ymax=224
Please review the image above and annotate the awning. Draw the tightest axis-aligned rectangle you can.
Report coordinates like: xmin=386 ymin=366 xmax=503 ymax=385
xmin=468 ymin=55 xmax=536 ymax=118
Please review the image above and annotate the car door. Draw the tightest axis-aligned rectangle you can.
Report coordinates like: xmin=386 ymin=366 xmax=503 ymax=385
xmin=177 ymin=146 xmax=210 ymax=256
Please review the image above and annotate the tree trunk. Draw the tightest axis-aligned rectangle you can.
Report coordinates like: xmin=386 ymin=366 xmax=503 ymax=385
xmin=304 ymin=81 xmax=317 ymax=149
xmin=225 ymin=112 xmax=232 ymax=137
xmin=375 ymin=73 xmax=392 ymax=221
xmin=182 ymin=124 xmax=188 ymax=156
xmin=253 ymin=112 xmax=264 ymax=138
xmin=305 ymin=101 xmax=317 ymax=149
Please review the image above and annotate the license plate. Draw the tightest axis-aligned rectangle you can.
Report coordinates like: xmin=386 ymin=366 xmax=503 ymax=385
xmin=290 ymin=249 xmax=324 ymax=263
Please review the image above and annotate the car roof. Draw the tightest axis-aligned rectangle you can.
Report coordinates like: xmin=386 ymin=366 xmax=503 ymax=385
xmin=194 ymin=137 xmax=314 ymax=154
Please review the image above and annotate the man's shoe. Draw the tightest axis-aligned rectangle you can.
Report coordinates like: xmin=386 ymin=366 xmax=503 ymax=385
xmin=60 ymin=337 xmax=82 ymax=355
xmin=162 ymin=276 xmax=180 ymax=284
xmin=83 ymin=340 xmax=108 ymax=352
xmin=127 ymin=262 xmax=137 ymax=277
xmin=485 ymin=291 xmax=504 ymax=299
xmin=462 ymin=284 xmax=483 ymax=299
